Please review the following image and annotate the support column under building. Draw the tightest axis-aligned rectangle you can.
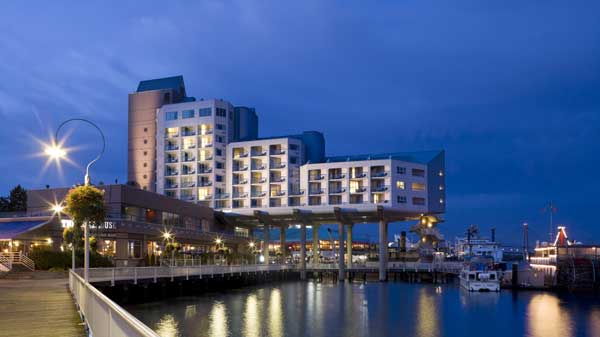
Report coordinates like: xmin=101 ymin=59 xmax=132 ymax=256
xmin=379 ymin=220 xmax=388 ymax=281
xmin=312 ymin=224 xmax=320 ymax=266
xmin=263 ymin=225 xmax=270 ymax=265
xmin=280 ymin=225 xmax=286 ymax=262
xmin=300 ymin=223 xmax=307 ymax=280
xmin=347 ymin=224 xmax=353 ymax=269
xmin=338 ymin=223 xmax=345 ymax=281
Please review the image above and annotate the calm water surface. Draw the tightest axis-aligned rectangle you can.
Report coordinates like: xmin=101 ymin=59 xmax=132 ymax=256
xmin=125 ymin=281 xmax=600 ymax=337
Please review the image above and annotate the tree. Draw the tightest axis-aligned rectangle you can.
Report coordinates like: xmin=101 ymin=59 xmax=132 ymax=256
xmin=0 ymin=197 xmax=9 ymax=212
xmin=8 ymin=185 xmax=27 ymax=211
xmin=64 ymin=185 xmax=106 ymax=250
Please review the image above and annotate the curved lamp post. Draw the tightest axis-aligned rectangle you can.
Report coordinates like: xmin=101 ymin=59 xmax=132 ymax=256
xmin=44 ymin=118 xmax=105 ymax=282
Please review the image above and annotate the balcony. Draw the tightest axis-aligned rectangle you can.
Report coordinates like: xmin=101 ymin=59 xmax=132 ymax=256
xmin=251 ymin=191 xmax=267 ymax=198
xmin=181 ymin=131 xmax=196 ymax=137
xmin=270 ymin=191 xmax=286 ymax=197
xmin=181 ymin=182 xmax=196 ymax=188
xmin=233 ymin=152 xmax=249 ymax=159
xmin=270 ymin=149 xmax=286 ymax=155
xmin=215 ymin=193 xmax=229 ymax=200
xmin=165 ymin=133 xmax=179 ymax=138
xmin=270 ymin=176 xmax=286 ymax=183
xmin=182 ymin=157 xmax=196 ymax=162
xmin=198 ymin=181 xmax=212 ymax=187
xmin=181 ymin=195 xmax=196 ymax=201
xmin=251 ymin=177 xmax=267 ymax=184
xmin=309 ymin=174 xmax=325 ymax=181
xmin=308 ymin=189 xmax=323 ymax=195
xmin=165 ymin=158 xmax=179 ymax=164
xmin=350 ymin=187 xmax=367 ymax=193
xmin=251 ymin=164 xmax=266 ymax=171
xmin=288 ymin=189 xmax=305 ymax=196
xmin=371 ymin=171 xmax=388 ymax=178
xmin=200 ymin=143 xmax=213 ymax=148
xmin=165 ymin=145 xmax=179 ymax=151
xmin=183 ymin=144 xmax=196 ymax=150
xmin=329 ymin=174 xmax=345 ymax=180
xmin=251 ymin=150 xmax=267 ymax=156
xmin=233 ymin=166 xmax=249 ymax=172
xmin=199 ymin=195 xmax=213 ymax=201
xmin=232 ymin=192 xmax=248 ymax=199
xmin=233 ymin=179 xmax=248 ymax=185
xmin=165 ymin=183 xmax=178 ymax=189
xmin=198 ymin=168 xmax=213 ymax=174
xmin=350 ymin=173 xmax=366 ymax=179
xmin=329 ymin=188 xmax=346 ymax=194
xmin=270 ymin=163 xmax=286 ymax=169
xmin=199 ymin=129 xmax=213 ymax=135
xmin=181 ymin=169 xmax=195 ymax=175
xmin=165 ymin=171 xmax=178 ymax=177
xmin=371 ymin=186 xmax=389 ymax=192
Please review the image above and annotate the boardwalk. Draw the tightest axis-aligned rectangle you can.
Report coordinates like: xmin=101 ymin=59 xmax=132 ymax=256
xmin=0 ymin=276 xmax=85 ymax=337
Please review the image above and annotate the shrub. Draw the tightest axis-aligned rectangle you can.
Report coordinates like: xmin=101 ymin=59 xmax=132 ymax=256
xmin=28 ymin=247 xmax=114 ymax=270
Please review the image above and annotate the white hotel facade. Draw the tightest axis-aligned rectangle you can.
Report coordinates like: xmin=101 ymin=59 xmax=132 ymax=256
xmin=130 ymin=76 xmax=445 ymax=216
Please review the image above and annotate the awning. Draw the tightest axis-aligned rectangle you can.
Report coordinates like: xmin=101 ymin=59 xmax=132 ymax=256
xmin=0 ymin=220 xmax=48 ymax=240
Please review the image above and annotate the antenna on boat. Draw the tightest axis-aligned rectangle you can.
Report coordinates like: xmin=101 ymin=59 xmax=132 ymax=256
xmin=543 ymin=201 xmax=557 ymax=243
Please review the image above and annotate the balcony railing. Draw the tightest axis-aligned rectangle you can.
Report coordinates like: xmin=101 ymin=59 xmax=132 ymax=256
xmin=165 ymin=145 xmax=179 ymax=151
xmin=181 ymin=170 xmax=195 ymax=175
xmin=251 ymin=178 xmax=267 ymax=184
xmin=182 ymin=157 xmax=196 ymax=162
xmin=251 ymin=164 xmax=266 ymax=170
xmin=251 ymin=191 xmax=267 ymax=198
xmin=183 ymin=144 xmax=196 ymax=149
xmin=181 ymin=195 xmax=195 ymax=201
xmin=308 ymin=189 xmax=323 ymax=195
xmin=329 ymin=174 xmax=345 ymax=180
xmin=165 ymin=133 xmax=179 ymax=138
xmin=165 ymin=171 xmax=178 ymax=176
xmin=199 ymin=130 xmax=213 ymax=135
xmin=270 ymin=191 xmax=286 ymax=197
xmin=371 ymin=171 xmax=388 ymax=178
xmin=270 ymin=163 xmax=286 ymax=169
xmin=288 ymin=189 xmax=305 ymax=196
xmin=181 ymin=182 xmax=196 ymax=188
xmin=233 ymin=179 xmax=248 ymax=185
xmin=198 ymin=181 xmax=212 ymax=187
xmin=233 ymin=152 xmax=249 ymax=158
xmin=270 ymin=176 xmax=286 ymax=182
xmin=233 ymin=166 xmax=249 ymax=172
xmin=309 ymin=174 xmax=325 ymax=181
xmin=215 ymin=193 xmax=229 ymax=199
xmin=181 ymin=131 xmax=196 ymax=137
xmin=198 ymin=195 xmax=213 ymax=201
xmin=270 ymin=149 xmax=286 ymax=155
xmin=165 ymin=184 xmax=178 ymax=189
xmin=233 ymin=193 xmax=248 ymax=199
xmin=251 ymin=150 xmax=267 ymax=156
xmin=371 ymin=186 xmax=389 ymax=192
xmin=200 ymin=143 xmax=213 ymax=148
xmin=329 ymin=188 xmax=346 ymax=194
xmin=165 ymin=158 xmax=179 ymax=163
xmin=350 ymin=173 xmax=366 ymax=179
xmin=350 ymin=187 xmax=367 ymax=193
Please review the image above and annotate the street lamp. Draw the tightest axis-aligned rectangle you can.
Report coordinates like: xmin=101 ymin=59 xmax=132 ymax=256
xmin=162 ymin=230 xmax=175 ymax=267
xmin=44 ymin=118 xmax=106 ymax=283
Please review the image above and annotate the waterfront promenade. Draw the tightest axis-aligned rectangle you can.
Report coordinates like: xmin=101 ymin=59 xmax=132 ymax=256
xmin=0 ymin=275 xmax=85 ymax=337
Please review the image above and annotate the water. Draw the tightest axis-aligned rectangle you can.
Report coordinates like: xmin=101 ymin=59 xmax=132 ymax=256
xmin=125 ymin=281 xmax=600 ymax=337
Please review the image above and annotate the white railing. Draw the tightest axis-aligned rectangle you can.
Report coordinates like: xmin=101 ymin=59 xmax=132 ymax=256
xmin=78 ymin=264 xmax=294 ymax=284
xmin=0 ymin=252 xmax=35 ymax=271
xmin=0 ymin=254 xmax=11 ymax=271
xmin=69 ymin=270 xmax=160 ymax=337
xmin=305 ymin=261 xmax=462 ymax=273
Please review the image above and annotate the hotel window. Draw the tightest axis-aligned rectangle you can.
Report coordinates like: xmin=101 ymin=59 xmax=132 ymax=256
xmin=198 ymin=188 xmax=210 ymax=201
xmin=397 ymin=196 xmax=407 ymax=204
xmin=412 ymin=168 xmax=425 ymax=177
xmin=216 ymin=148 xmax=223 ymax=156
xmin=198 ymin=108 xmax=211 ymax=117
xmin=216 ymin=162 xmax=224 ymax=169
xmin=216 ymin=175 xmax=223 ymax=182
xmin=216 ymin=123 xmax=225 ymax=130
xmin=349 ymin=180 xmax=362 ymax=193
xmin=216 ymin=135 xmax=224 ymax=143
xmin=165 ymin=111 xmax=178 ymax=121
xmin=396 ymin=181 xmax=405 ymax=190
xmin=290 ymin=144 xmax=299 ymax=151
xmin=411 ymin=182 xmax=426 ymax=191
xmin=397 ymin=166 xmax=406 ymax=174
xmin=216 ymin=108 xmax=227 ymax=117
xmin=412 ymin=197 xmax=426 ymax=205
xmin=290 ymin=156 xmax=298 ymax=164
xmin=182 ymin=109 xmax=195 ymax=119
xmin=128 ymin=240 xmax=141 ymax=258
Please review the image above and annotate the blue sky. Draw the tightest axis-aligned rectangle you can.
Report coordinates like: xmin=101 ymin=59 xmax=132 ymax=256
xmin=1 ymin=1 xmax=599 ymax=245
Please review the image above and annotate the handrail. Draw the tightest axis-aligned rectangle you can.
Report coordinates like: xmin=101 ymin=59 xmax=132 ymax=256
xmin=69 ymin=270 xmax=160 ymax=337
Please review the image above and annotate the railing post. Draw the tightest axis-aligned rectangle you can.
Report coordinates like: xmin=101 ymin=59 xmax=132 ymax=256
xmin=111 ymin=268 xmax=115 ymax=287
xmin=153 ymin=267 xmax=157 ymax=283
xmin=134 ymin=268 xmax=138 ymax=285
xmin=186 ymin=267 xmax=189 ymax=281
xmin=170 ymin=266 xmax=174 ymax=282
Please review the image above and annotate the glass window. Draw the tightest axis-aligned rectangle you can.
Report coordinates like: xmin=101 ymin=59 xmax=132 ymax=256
xmin=216 ymin=175 xmax=223 ymax=182
xmin=216 ymin=148 xmax=223 ymax=156
xmin=198 ymin=108 xmax=212 ymax=117
xmin=396 ymin=166 xmax=406 ymax=174
xmin=397 ymin=196 xmax=407 ymax=204
xmin=216 ymin=135 xmax=224 ymax=143
xmin=216 ymin=108 xmax=227 ymax=117
xmin=216 ymin=124 xmax=225 ymax=130
xmin=165 ymin=111 xmax=177 ymax=121
xmin=412 ymin=197 xmax=426 ymax=205
xmin=412 ymin=168 xmax=425 ymax=177
xmin=216 ymin=162 xmax=224 ymax=169
xmin=182 ymin=109 xmax=194 ymax=118
xmin=396 ymin=181 xmax=405 ymax=190
xmin=411 ymin=182 xmax=426 ymax=191
xmin=290 ymin=156 xmax=298 ymax=164
xmin=128 ymin=240 xmax=141 ymax=258
xmin=289 ymin=144 xmax=299 ymax=151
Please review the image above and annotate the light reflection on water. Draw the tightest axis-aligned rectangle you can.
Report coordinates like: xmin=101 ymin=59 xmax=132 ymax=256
xmin=126 ymin=281 xmax=600 ymax=337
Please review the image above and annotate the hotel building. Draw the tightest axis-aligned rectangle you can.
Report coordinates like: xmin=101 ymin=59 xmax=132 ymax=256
xmin=128 ymin=75 xmax=445 ymax=216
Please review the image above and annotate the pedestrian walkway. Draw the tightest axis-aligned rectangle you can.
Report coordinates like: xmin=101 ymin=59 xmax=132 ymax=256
xmin=0 ymin=275 xmax=85 ymax=337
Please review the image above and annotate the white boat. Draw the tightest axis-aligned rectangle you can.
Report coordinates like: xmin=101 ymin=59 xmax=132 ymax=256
xmin=459 ymin=258 xmax=500 ymax=292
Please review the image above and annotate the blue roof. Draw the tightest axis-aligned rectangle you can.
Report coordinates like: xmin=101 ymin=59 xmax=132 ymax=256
xmin=137 ymin=75 xmax=185 ymax=92
xmin=324 ymin=150 xmax=443 ymax=165
xmin=0 ymin=221 xmax=47 ymax=240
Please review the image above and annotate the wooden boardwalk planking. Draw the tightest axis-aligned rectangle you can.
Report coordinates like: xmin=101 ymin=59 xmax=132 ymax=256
xmin=0 ymin=278 xmax=85 ymax=337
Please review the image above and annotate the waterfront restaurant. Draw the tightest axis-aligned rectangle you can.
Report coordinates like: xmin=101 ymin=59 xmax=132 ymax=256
xmin=0 ymin=184 xmax=250 ymax=267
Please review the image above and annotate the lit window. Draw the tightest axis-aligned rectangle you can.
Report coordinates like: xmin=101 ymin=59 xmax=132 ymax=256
xmin=439 ymin=198 xmax=444 ymax=204
xmin=439 ymin=185 xmax=444 ymax=191
xmin=412 ymin=197 xmax=426 ymax=205
xmin=396 ymin=181 xmax=405 ymax=190
xmin=411 ymin=182 xmax=426 ymax=191
xmin=165 ymin=111 xmax=178 ymax=121
xmin=182 ymin=110 xmax=194 ymax=118
xmin=350 ymin=180 xmax=360 ymax=193
xmin=198 ymin=188 xmax=210 ymax=201
xmin=412 ymin=168 xmax=425 ymax=177
xmin=439 ymin=170 xmax=444 ymax=177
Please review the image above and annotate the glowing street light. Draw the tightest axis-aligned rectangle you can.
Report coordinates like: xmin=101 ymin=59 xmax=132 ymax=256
xmin=248 ymin=241 xmax=255 ymax=248
xmin=215 ymin=238 xmax=222 ymax=245
xmin=44 ymin=118 xmax=106 ymax=283
xmin=51 ymin=203 xmax=64 ymax=214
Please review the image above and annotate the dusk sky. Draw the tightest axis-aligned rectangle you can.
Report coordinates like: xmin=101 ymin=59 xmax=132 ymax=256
xmin=1 ymin=1 xmax=599 ymax=245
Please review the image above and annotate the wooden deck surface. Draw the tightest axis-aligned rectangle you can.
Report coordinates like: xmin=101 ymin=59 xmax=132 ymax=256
xmin=0 ymin=277 xmax=85 ymax=337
